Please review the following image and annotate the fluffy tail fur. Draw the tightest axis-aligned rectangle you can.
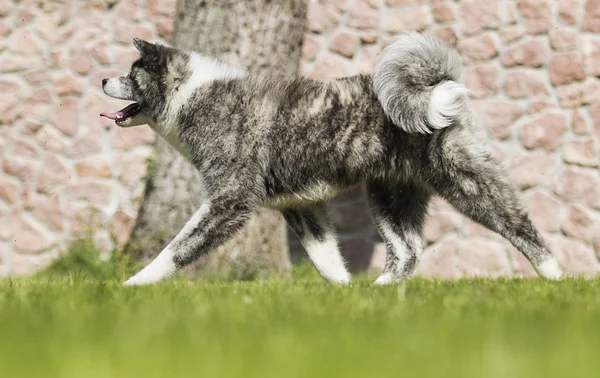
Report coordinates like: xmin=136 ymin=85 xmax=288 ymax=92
xmin=373 ymin=32 xmax=469 ymax=134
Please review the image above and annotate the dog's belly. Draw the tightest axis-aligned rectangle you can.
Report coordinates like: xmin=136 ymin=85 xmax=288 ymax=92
xmin=263 ymin=182 xmax=343 ymax=210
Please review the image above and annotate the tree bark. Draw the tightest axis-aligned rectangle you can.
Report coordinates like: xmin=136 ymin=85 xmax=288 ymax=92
xmin=125 ymin=0 xmax=307 ymax=279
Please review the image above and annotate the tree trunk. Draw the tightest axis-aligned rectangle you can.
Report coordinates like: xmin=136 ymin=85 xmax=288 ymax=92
xmin=125 ymin=0 xmax=308 ymax=279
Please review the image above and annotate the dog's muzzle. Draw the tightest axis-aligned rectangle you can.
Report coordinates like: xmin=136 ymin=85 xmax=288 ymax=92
xmin=102 ymin=77 xmax=134 ymax=101
xmin=100 ymin=77 xmax=149 ymax=127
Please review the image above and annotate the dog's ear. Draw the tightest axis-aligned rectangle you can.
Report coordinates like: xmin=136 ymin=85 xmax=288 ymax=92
xmin=133 ymin=38 xmax=156 ymax=56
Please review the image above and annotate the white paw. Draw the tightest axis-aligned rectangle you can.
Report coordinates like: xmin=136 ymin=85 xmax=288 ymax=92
xmin=373 ymin=273 xmax=394 ymax=285
xmin=122 ymin=272 xmax=164 ymax=286
xmin=123 ymin=250 xmax=177 ymax=286
xmin=329 ymin=274 xmax=351 ymax=284
xmin=123 ymin=276 xmax=141 ymax=286
xmin=122 ymin=271 xmax=158 ymax=286
xmin=373 ymin=273 xmax=408 ymax=285
xmin=537 ymin=259 xmax=563 ymax=280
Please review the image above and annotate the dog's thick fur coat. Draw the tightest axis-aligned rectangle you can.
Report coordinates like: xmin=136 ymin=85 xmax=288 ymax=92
xmin=101 ymin=33 xmax=563 ymax=285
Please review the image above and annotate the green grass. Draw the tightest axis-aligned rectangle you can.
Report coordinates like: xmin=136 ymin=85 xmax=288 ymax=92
xmin=1 ymin=245 xmax=600 ymax=377
xmin=37 ymin=238 xmax=139 ymax=282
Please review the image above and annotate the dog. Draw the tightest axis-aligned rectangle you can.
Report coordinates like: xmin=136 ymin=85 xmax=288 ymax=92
xmin=100 ymin=33 xmax=563 ymax=286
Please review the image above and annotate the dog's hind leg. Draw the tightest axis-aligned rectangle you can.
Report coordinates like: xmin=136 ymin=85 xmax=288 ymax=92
xmin=283 ymin=203 xmax=351 ymax=284
xmin=366 ymin=180 xmax=431 ymax=285
xmin=428 ymin=134 xmax=562 ymax=279
xmin=124 ymin=196 xmax=254 ymax=286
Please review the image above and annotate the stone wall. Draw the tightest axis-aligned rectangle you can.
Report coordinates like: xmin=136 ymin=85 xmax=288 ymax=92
xmin=1 ymin=0 xmax=600 ymax=277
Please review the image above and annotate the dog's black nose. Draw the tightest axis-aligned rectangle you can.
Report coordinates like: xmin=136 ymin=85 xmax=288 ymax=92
xmin=102 ymin=78 xmax=108 ymax=86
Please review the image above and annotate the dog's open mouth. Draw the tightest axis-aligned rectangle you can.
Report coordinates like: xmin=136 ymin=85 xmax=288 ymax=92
xmin=100 ymin=103 xmax=141 ymax=125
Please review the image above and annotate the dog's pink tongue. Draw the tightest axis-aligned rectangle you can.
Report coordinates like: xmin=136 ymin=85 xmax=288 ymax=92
xmin=100 ymin=103 xmax=139 ymax=120
xmin=99 ymin=111 xmax=124 ymax=120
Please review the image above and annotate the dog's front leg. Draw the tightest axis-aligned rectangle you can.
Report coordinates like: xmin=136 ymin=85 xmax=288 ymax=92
xmin=124 ymin=197 xmax=253 ymax=286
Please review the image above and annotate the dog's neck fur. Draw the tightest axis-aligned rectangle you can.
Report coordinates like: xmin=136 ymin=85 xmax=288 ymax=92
xmin=151 ymin=52 xmax=246 ymax=158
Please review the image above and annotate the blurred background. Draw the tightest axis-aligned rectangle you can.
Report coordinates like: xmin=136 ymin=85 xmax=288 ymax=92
xmin=1 ymin=0 xmax=599 ymax=278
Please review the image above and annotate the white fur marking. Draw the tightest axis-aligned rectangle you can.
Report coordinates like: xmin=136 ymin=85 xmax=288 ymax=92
xmin=373 ymin=221 xmax=422 ymax=285
xmin=155 ymin=52 xmax=246 ymax=156
xmin=124 ymin=203 xmax=211 ymax=286
xmin=264 ymin=182 xmax=341 ymax=210
xmin=381 ymin=222 xmax=411 ymax=265
xmin=537 ymin=258 xmax=563 ymax=280
xmin=123 ymin=248 xmax=176 ymax=286
xmin=164 ymin=53 xmax=245 ymax=128
xmin=333 ymin=81 xmax=354 ymax=105
xmin=307 ymin=90 xmax=327 ymax=116
xmin=303 ymin=234 xmax=350 ymax=284
xmin=427 ymin=81 xmax=470 ymax=130
xmin=373 ymin=272 xmax=394 ymax=285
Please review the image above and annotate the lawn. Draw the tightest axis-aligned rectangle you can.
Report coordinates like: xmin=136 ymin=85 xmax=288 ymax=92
xmin=1 ymin=244 xmax=600 ymax=378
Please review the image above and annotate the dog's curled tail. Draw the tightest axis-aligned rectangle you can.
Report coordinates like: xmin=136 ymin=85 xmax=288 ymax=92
xmin=373 ymin=32 xmax=469 ymax=134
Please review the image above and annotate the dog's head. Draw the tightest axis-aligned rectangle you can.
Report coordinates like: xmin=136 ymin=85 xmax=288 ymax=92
xmin=100 ymin=38 xmax=188 ymax=127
